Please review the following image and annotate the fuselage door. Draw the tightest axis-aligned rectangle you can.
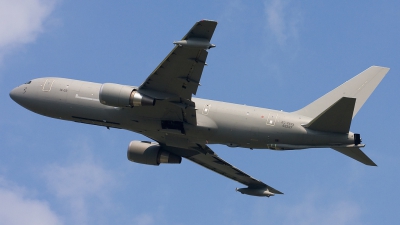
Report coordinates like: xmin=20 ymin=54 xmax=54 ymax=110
xmin=42 ymin=79 xmax=54 ymax=92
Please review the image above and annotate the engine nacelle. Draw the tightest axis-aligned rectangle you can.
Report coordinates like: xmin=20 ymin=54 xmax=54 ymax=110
xmin=127 ymin=141 xmax=182 ymax=165
xmin=99 ymin=83 xmax=155 ymax=107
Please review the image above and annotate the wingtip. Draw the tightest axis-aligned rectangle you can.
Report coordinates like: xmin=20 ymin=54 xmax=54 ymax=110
xmin=200 ymin=19 xmax=217 ymax=23
xmin=370 ymin=65 xmax=390 ymax=72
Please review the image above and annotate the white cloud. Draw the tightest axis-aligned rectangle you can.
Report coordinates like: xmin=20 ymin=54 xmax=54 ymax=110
xmin=0 ymin=0 xmax=57 ymax=61
xmin=44 ymin=162 xmax=113 ymax=199
xmin=0 ymin=177 xmax=63 ymax=225
xmin=42 ymin=157 xmax=115 ymax=225
xmin=264 ymin=0 xmax=302 ymax=46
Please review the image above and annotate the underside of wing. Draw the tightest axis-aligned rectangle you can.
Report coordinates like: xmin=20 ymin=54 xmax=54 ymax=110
xmin=139 ymin=20 xmax=217 ymax=101
xmin=140 ymin=46 xmax=208 ymax=100
xmin=137 ymin=20 xmax=217 ymax=126
xmin=163 ymin=144 xmax=283 ymax=195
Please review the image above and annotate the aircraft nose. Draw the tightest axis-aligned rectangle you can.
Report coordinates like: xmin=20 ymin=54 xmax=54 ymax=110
xmin=9 ymin=86 xmax=24 ymax=105
xmin=10 ymin=87 xmax=18 ymax=101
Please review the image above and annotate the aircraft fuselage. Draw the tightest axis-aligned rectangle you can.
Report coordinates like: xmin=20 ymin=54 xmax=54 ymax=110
xmin=10 ymin=77 xmax=355 ymax=150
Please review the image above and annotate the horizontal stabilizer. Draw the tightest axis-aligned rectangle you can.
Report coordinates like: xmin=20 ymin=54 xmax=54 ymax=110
xmin=332 ymin=147 xmax=377 ymax=166
xmin=303 ymin=97 xmax=355 ymax=133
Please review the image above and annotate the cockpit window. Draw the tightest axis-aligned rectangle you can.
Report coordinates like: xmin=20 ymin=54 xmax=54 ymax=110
xmin=24 ymin=81 xmax=31 ymax=84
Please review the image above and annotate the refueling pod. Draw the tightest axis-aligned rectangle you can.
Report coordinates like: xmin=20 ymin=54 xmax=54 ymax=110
xmin=127 ymin=141 xmax=181 ymax=165
xmin=99 ymin=83 xmax=155 ymax=107
xmin=173 ymin=38 xmax=215 ymax=49
xmin=236 ymin=187 xmax=276 ymax=197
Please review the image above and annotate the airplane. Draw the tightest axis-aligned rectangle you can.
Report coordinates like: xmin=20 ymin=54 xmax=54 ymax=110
xmin=9 ymin=20 xmax=389 ymax=197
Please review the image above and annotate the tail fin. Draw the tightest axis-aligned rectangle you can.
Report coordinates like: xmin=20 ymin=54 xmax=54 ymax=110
xmin=294 ymin=66 xmax=389 ymax=119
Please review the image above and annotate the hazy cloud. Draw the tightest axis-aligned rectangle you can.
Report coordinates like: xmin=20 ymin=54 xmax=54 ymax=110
xmin=0 ymin=0 xmax=57 ymax=61
xmin=0 ymin=177 xmax=63 ymax=225
xmin=264 ymin=0 xmax=302 ymax=46
xmin=43 ymin=159 xmax=115 ymax=225
xmin=44 ymin=162 xmax=113 ymax=199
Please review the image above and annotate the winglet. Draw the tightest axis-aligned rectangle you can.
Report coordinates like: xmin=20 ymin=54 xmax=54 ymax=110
xmin=303 ymin=97 xmax=356 ymax=133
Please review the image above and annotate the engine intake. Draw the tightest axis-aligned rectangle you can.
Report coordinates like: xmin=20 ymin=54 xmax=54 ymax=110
xmin=127 ymin=141 xmax=182 ymax=165
xmin=99 ymin=83 xmax=155 ymax=107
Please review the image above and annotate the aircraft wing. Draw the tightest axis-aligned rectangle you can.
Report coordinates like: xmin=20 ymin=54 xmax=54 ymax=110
xmin=137 ymin=20 xmax=217 ymax=125
xmin=138 ymin=20 xmax=217 ymax=101
xmin=135 ymin=21 xmax=283 ymax=195
xmin=163 ymin=144 xmax=283 ymax=195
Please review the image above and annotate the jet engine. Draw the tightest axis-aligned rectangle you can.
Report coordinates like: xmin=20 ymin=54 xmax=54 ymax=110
xmin=127 ymin=141 xmax=182 ymax=165
xmin=99 ymin=83 xmax=155 ymax=107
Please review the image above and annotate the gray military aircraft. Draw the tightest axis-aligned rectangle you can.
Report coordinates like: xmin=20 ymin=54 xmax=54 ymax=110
xmin=9 ymin=20 xmax=389 ymax=197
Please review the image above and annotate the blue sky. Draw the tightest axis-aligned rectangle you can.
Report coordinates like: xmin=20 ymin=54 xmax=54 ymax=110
xmin=1 ymin=0 xmax=399 ymax=224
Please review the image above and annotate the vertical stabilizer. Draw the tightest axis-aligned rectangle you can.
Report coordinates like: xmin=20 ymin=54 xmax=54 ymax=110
xmin=294 ymin=66 xmax=389 ymax=119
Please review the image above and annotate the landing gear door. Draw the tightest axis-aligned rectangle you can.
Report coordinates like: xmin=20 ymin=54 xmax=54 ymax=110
xmin=266 ymin=113 xmax=278 ymax=126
